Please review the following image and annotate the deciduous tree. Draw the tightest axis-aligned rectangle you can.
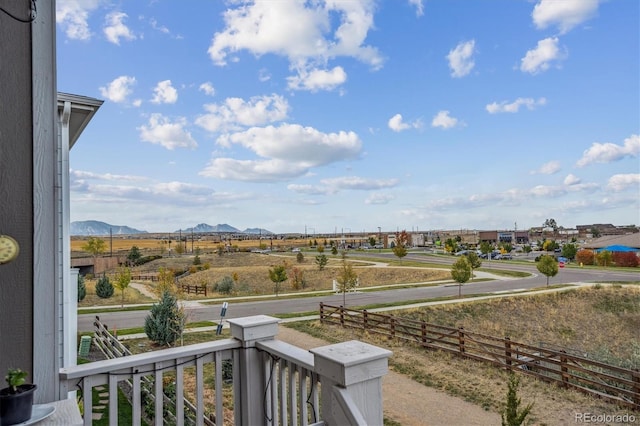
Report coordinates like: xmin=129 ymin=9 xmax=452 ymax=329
xmin=268 ymin=264 xmax=288 ymax=296
xmin=536 ymin=255 xmax=558 ymax=286
xmin=336 ymin=254 xmax=358 ymax=306
xmin=114 ymin=266 xmax=131 ymax=307
xmin=392 ymin=230 xmax=409 ymax=262
xmin=465 ymin=252 xmax=482 ymax=281
xmin=451 ymin=256 xmax=472 ymax=297
xmin=82 ymin=237 xmax=106 ymax=258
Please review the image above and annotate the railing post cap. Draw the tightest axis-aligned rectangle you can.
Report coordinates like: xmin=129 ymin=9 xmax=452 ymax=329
xmin=227 ymin=315 xmax=280 ymax=345
xmin=311 ymin=340 xmax=392 ymax=386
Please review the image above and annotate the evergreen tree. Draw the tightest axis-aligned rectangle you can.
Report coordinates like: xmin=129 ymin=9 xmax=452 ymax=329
xmin=77 ymin=274 xmax=86 ymax=302
xmin=95 ymin=273 xmax=114 ymax=298
xmin=126 ymin=245 xmax=142 ymax=266
xmin=144 ymin=291 xmax=184 ymax=346
xmin=501 ymin=374 xmax=533 ymax=426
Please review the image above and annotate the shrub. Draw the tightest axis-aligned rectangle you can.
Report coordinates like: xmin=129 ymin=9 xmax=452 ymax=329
xmin=612 ymin=251 xmax=639 ymax=267
xmin=77 ymin=274 xmax=86 ymax=302
xmin=296 ymin=251 xmax=304 ymax=263
xmin=576 ymin=249 xmax=594 ymax=265
xmin=215 ymin=276 xmax=234 ymax=294
xmin=501 ymin=374 xmax=533 ymax=426
xmin=138 ymin=255 xmax=163 ymax=265
xmin=95 ymin=274 xmax=114 ymax=298
xmin=144 ymin=291 xmax=184 ymax=346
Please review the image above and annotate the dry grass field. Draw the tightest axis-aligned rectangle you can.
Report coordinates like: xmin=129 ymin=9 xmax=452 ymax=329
xmin=71 ymin=236 xmax=331 ymax=257
xmin=288 ymin=285 xmax=640 ymax=425
xmin=78 ymin=251 xmax=451 ymax=306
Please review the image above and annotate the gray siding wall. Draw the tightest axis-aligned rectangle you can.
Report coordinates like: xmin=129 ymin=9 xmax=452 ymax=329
xmin=0 ymin=0 xmax=59 ymax=402
xmin=0 ymin=0 xmax=35 ymax=377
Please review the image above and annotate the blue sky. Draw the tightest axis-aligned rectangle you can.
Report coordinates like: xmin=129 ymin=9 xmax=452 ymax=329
xmin=56 ymin=0 xmax=639 ymax=234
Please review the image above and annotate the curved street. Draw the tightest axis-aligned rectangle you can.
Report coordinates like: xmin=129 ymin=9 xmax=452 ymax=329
xmin=78 ymin=254 xmax=639 ymax=332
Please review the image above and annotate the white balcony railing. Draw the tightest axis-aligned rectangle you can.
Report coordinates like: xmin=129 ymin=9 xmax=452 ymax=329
xmin=59 ymin=315 xmax=392 ymax=426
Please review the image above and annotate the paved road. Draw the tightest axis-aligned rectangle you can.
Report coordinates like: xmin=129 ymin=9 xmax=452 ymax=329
xmin=78 ymin=254 xmax=638 ymax=332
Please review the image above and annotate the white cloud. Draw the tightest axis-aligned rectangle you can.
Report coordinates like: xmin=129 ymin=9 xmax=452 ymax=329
xmin=149 ymin=18 xmax=170 ymax=35
xmin=530 ymin=160 xmax=561 ymax=175
xmin=532 ymin=0 xmax=600 ymax=34
xmin=201 ymin=124 xmax=362 ymax=182
xmin=151 ymin=80 xmax=178 ymax=104
xmin=320 ymin=176 xmax=399 ymax=190
xmin=287 ymin=66 xmax=347 ymax=92
xmin=216 ymin=124 xmax=361 ymax=165
xmin=196 ymin=94 xmax=289 ymax=133
xmin=56 ymin=0 xmax=101 ymax=40
xmin=258 ymin=68 xmax=272 ymax=82
xmin=388 ymin=114 xmax=422 ymax=132
xmin=520 ymin=37 xmax=565 ymax=74
xmin=99 ymin=76 xmax=136 ymax=103
xmin=576 ymin=134 xmax=640 ymax=167
xmin=287 ymin=184 xmax=333 ymax=195
xmin=446 ymin=40 xmax=476 ymax=78
xmin=607 ymin=174 xmax=640 ymax=192
xmin=103 ymin=11 xmax=136 ymax=45
xmin=365 ymin=193 xmax=395 ymax=205
xmin=71 ymin=170 xmax=148 ymax=182
xmin=199 ymin=82 xmax=216 ymax=96
xmin=408 ymin=0 xmax=424 ymax=17
xmin=563 ymin=174 xmax=581 ymax=185
xmin=486 ymin=97 xmax=547 ymax=114
xmin=138 ymin=114 xmax=197 ymax=150
xmin=208 ymin=0 xmax=382 ymax=90
xmin=431 ymin=110 xmax=460 ymax=129
xmin=286 ymin=176 xmax=397 ymax=196
xmin=200 ymin=158 xmax=309 ymax=182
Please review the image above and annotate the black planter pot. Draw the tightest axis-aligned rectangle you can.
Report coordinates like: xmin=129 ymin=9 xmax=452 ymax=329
xmin=0 ymin=384 xmax=37 ymax=425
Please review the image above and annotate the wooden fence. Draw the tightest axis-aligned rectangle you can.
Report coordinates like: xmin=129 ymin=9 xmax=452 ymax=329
xmin=319 ymin=303 xmax=640 ymax=410
xmin=92 ymin=316 xmax=214 ymax=425
xmin=181 ymin=284 xmax=207 ymax=296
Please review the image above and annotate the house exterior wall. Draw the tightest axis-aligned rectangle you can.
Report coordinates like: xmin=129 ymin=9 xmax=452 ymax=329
xmin=0 ymin=0 xmax=59 ymax=403
xmin=0 ymin=0 xmax=35 ymax=382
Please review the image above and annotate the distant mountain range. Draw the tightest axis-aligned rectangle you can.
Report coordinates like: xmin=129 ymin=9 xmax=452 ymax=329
xmin=178 ymin=223 xmax=273 ymax=235
xmin=71 ymin=220 xmax=147 ymax=236
xmin=70 ymin=220 xmax=273 ymax=236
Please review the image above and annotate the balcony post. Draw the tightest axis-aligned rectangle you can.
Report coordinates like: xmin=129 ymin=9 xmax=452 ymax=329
xmin=227 ymin=315 xmax=280 ymax=426
xmin=311 ymin=340 xmax=392 ymax=426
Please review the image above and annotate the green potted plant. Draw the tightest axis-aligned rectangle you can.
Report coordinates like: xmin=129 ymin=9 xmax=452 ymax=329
xmin=0 ymin=368 xmax=37 ymax=425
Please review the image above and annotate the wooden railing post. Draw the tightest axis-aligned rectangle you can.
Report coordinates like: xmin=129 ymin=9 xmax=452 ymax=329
xmin=458 ymin=327 xmax=465 ymax=354
xmin=340 ymin=305 xmax=345 ymax=326
xmin=560 ymin=351 xmax=569 ymax=388
xmin=363 ymin=310 xmax=368 ymax=331
xmin=421 ymin=322 xmax=427 ymax=345
xmin=312 ymin=340 xmax=392 ymax=426
xmin=319 ymin=302 xmax=325 ymax=322
xmin=227 ymin=315 xmax=279 ymax=426
xmin=504 ymin=337 xmax=512 ymax=371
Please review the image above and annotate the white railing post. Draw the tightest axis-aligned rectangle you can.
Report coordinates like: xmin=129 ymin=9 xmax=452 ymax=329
xmin=311 ymin=340 xmax=392 ymax=426
xmin=227 ymin=315 xmax=280 ymax=426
